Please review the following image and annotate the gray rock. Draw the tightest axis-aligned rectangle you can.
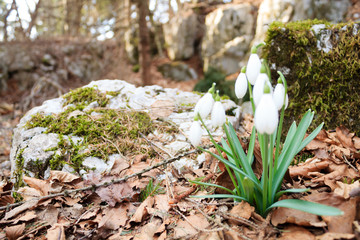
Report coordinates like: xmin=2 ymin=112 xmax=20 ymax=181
xmin=204 ymin=36 xmax=252 ymax=75
xmin=158 ymin=62 xmax=198 ymax=81
xmin=202 ymin=4 xmax=255 ymax=74
xmin=10 ymin=79 xmax=239 ymax=186
xmin=253 ymin=0 xmax=352 ymax=45
xmin=163 ymin=9 xmax=200 ymax=60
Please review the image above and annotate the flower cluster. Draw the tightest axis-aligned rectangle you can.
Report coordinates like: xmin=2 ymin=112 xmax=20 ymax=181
xmin=235 ymin=45 xmax=288 ymax=135
xmin=189 ymin=83 xmax=226 ymax=147
xmin=189 ymin=43 xmax=342 ymax=217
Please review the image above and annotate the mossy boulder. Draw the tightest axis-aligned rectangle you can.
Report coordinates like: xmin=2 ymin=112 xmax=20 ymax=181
xmin=10 ymin=80 xmax=239 ymax=188
xmin=263 ymin=20 xmax=360 ymax=134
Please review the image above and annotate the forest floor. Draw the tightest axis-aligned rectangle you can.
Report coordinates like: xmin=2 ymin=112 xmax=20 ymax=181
xmin=0 ymin=47 xmax=360 ymax=239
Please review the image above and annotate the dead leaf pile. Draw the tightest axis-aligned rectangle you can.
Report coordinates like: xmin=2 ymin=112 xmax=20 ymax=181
xmin=1 ymin=125 xmax=360 ymax=239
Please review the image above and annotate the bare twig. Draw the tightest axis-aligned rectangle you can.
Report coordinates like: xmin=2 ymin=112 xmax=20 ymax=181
xmin=343 ymin=154 xmax=358 ymax=172
xmin=1 ymin=147 xmax=210 ymax=211
xmin=17 ymin=221 xmax=50 ymax=240
xmin=140 ymin=132 xmax=174 ymax=158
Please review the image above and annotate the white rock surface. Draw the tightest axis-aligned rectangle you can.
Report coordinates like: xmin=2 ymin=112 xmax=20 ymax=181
xmin=10 ymin=79 xmax=240 ymax=185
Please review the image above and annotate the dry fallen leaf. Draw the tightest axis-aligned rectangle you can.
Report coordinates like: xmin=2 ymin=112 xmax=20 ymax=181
xmin=289 ymin=158 xmax=329 ymax=178
xmin=49 ymin=170 xmax=81 ymax=184
xmin=278 ymin=225 xmax=315 ymax=240
xmin=4 ymin=199 xmax=38 ymax=220
xmin=315 ymin=232 xmax=355 ymax=240
xmin=36 ymin=205 xmax=59 ymax=226
xmin=271 ymin=200 xmax=326 ymax=227
xmin=23 ymin=176 xmax=50 ymax=196
xmin=334 ymin=180 xmax=360 ymax=199
xmin=304 ymin=192 xmax=356 ymax=234
xmin=46 ymin=223 xmax=66 ymax=240
xmin=5 ymin=223 xmax=25 ymax=240
xmin=130 ymin=196 xmax=155 ymax=223
xmin=173 ymin=214 xmax=210 ymax=239
xmin=0 ymin=195 xmax=14 ymax=206
xmin=98 ymin=203 xmax=129 ymax=230
xmin=149 ymin=99 xmax=175 ymax=119
xmin=229 ymin=201 xmax=255 ymax=225
xmin=133 ymin=218 xmax=162 ymax=240
xmin=335 ymin=126 xmax=355 ymax=150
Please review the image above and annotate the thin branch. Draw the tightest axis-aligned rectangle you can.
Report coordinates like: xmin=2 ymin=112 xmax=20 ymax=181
xmin=1 ymin=146 xmax=210 ymax=211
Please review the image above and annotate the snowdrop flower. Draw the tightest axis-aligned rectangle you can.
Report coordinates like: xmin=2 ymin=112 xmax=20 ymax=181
xmin=235 ymin=66 xmax=248 ymax=99
xmin=188 ymin=118 xmax=203 ymax=146
xmin=211 ymin=91 xmax=226 ymax=128
xmin=253 ymin=64 xmax=272 ymax=107
xmin=254 ymin=85 xmax=279 ymax=134
xmin=273 ymin=79 xmax=289 ymax=110
xmin=246 ymin=45 xmax=262 ymax=85
xmin=194 ymin=83 xmax=215 ymax=119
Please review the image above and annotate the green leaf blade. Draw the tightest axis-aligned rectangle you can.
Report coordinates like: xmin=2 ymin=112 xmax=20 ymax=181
xmin=268 ymin=199 xmax=343 ymax=216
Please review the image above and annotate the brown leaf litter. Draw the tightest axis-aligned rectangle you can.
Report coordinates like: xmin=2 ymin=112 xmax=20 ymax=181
xmin=0 ymin=126 xmax=360 ymax=239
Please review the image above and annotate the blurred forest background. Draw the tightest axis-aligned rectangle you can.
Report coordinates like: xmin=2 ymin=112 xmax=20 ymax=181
xmin=0 ymin=0 xmax=358 ymax=110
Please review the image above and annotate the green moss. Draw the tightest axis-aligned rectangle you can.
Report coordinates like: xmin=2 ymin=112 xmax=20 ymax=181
xmin=26 ymin=108 xmax=155 ymax=172
xmin=63 ymin=86 xmax=109 ymax=109
xmin=263 ymin=20 xmax=360 ymax=134
xmin=14 ymin=148 xmax=25 ymax=189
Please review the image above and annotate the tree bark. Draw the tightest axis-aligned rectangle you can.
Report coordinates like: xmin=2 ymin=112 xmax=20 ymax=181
xmin=25 ymin=0 xmax=42 ymax=38
xmin=137 ymin=0 xmax=151 ymax=86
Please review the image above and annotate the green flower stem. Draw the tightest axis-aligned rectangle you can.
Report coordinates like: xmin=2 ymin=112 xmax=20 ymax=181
xmin=260 ymin=133 xmax=270 ymax=215
xmin=268 ymin=133 xmax=275 ymax=204
xmin=248 ymin=81 xmax=256 ymax=114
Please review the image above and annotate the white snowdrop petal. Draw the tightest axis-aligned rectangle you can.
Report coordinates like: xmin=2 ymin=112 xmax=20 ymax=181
xmin=211 ymin=101 xmax=226 ymax=128
xmin=194 ymin=92 xmax=214 ymax=119
xmin=188 ymin=121 xmax=202 ymax=146
xmin=254 ymin=94 xmax=279 ymax=134
xmin=273 ymin=84 xmax=286 ymax=110
xmin=246 ymin=54 xmax=262 ymax=85
xmin=285 ymin=94 xmax=289 ymax=109
xmin=253 ymin=73 xmax=270 ymax=107
xmin=235 ymin=72 xmax=248 ymax=99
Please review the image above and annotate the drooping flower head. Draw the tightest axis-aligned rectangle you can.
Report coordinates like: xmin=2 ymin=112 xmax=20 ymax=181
xmin=254 ymin=84 xmax=279 ymax=134
xmin=235 ymin=66 xmax=248 ymax=99
xmin=211 ymin=90 xmax=226 ymax=128
xmin=253 ymin=63 xmax=272 ymax=107
xmin=189 ymin=114 xmax=203 ymax=146
xmin=246 ymin=44 xmax=263 ymax=85
xmin=273 ymin=78 xmax=289 ymax=110
xmin=194 ymin=83 xmax=216 ymax=119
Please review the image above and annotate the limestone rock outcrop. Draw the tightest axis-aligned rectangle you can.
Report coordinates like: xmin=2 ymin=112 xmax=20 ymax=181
xmin=201 ymin=4 xmax=255 ymax=75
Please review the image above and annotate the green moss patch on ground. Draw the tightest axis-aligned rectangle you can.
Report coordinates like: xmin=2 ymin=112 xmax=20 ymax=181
xmin=263 ymin=20 xmax=360 ymax=134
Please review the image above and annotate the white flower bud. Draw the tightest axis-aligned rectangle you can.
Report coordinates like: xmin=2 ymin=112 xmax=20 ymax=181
xmin=188 ymin=121 xmax=202 ymax=146
xmin=235 ymin=69 xmax=248 ymax=99
xmin=211 ymin=101 xmax=226 ymax=128
xmin=194 ymin=92 xmax=214 ymax=119
xmin=254 ymin=94 xmax=279 ymax=134
xmin=253 ymin=73 xmax=272 ymax=107
xmin=246 ymin=53 xmax=262 ymax=85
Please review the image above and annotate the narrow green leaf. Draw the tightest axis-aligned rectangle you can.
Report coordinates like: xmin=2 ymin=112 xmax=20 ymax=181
xmin=189 ymin=180 xmax=235 ymax=195
xmin=247 ymin=127 xmax=256 ymax=164
xmin=297 ymin=122 xmax=324 ymax=152
xmin=275 ymin=188 xmax=310 ymax=200
xmin=268 ymin=199 xmax=343 ymax=216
